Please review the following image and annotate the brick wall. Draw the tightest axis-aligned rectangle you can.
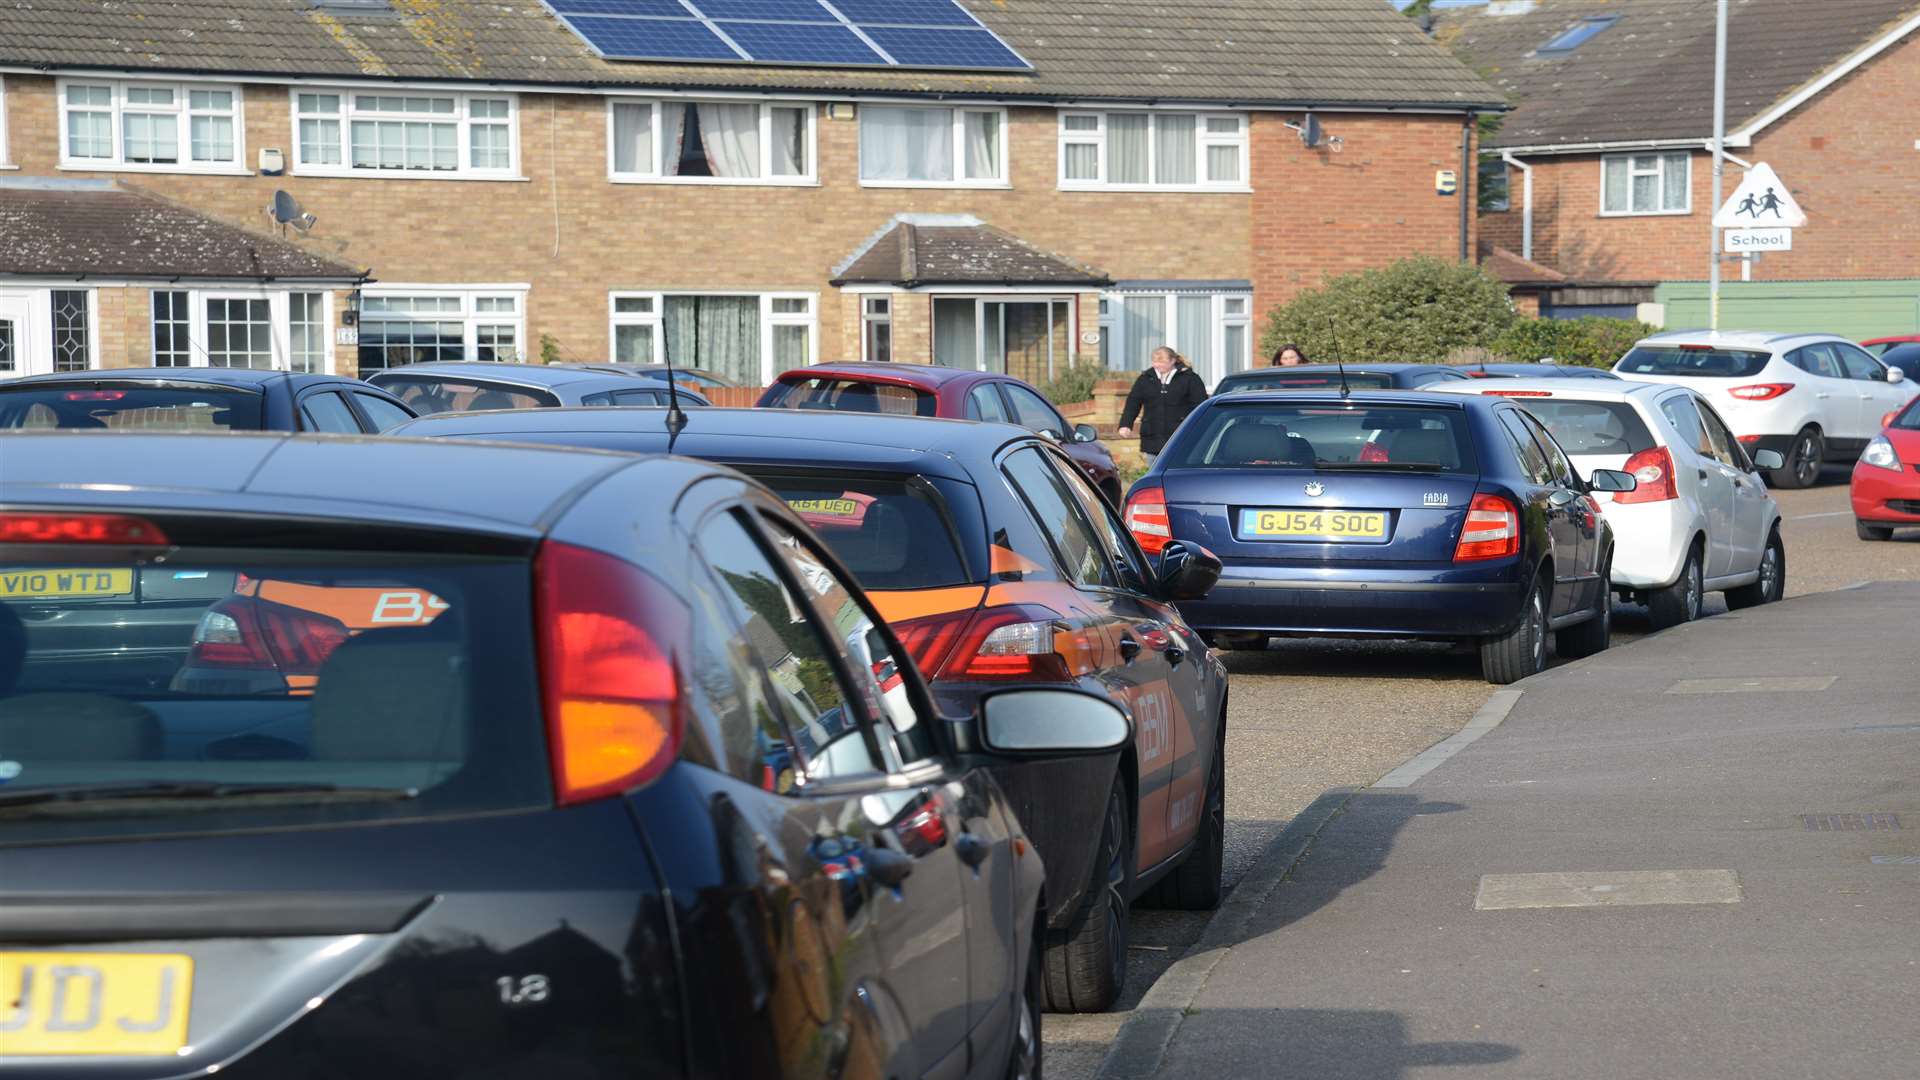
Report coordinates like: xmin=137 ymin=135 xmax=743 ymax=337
xmin=1480 ymin=32 xmax=1920 ymax=285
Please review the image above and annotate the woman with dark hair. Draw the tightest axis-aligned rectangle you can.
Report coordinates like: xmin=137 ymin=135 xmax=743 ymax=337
xmin=1118 ymin=346 xmax=1209 ymax=463
xmin=1271 ymin=343 xmax=1308 ymax=366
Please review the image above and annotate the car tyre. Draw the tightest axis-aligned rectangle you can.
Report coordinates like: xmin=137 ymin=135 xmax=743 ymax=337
xmin=1856 ymin=519 xmax=1894 ymax=542
xmin=1648 ymin=547 xmax=1704 ymax=630
xmin=1726 ymin=530 xmax=1786 ymax=608
xmin=1008 ymin=935 xmax=1043 ymax=1080
xmin=1041 ymin=775 xmax=1131 ymax=1014
xmin=1770 ymin=427 xmax=1823 ymax=489
xmin=1555 ymin=557 xmax=1612 ymax=659
xmin=1480 ymin=573 xmax=1547 ymax=684
xmin=1144 ymin=728 xmax=1225 ymax=911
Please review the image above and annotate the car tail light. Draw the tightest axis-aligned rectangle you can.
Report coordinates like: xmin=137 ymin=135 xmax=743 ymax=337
xmin=1481 ymin=389 xmax=1553 ymax=397
xmin=1453 ymin=493 xmax=1520 ymax=562
xmin=1359 ymin=441 xmax=1390 ymax=463
xmin=185 ymin=595 xmax=350 ymax=684
xmin=939 ymin=604 xmax=1075 ymax=682
xmin=889 ymin=607 xmax=973 ymax=676
xmin=1736 ymin=434 xmax=1763 ymax=445
xmin=1613 ymin=446 xmax=1678 ymax=504
xmin=1728 ymin=383 xmax=1793 ymax=401
xmin=63 ymin=390 xmax=127 ymax=402
xmin=0 ymin=512 xmax=169 ymax=546
xmin=535 ymin=540 xmax=686 ymax=806
xmin=1124 ymin=485 xmax=1171 ymax=555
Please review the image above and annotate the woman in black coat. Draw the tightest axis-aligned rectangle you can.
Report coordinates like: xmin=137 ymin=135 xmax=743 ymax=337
xmin=1117 ymin=346 xmax=1209 ymax=461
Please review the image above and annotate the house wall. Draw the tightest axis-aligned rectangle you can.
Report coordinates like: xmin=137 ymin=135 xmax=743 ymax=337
xmin=5 ymin=73 xmax=1479 ymax=378
xmin=1481 ymin=31 xmax=1920 ymax=288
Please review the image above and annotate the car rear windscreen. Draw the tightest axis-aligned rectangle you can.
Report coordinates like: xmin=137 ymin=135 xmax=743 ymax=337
xmin=1617 ymin=346 xmax=1771 ymax=378
xmin=1510 ymin=400 xmax=1656 ymax=456
xmin=0 ymin=387 xmax=265 ymax=430
xmin=746 ymin=473 xmax=977 ymax=590
xmin=762 ymin=378 xmax=937 ymax=417
xmin=0 ymin=546 xmax=548 ymax=845
xmin=1169 ymin=404 xmax=1476 ymax=472
xmin=1895 ymin=399 xmax=1920 ymax=431
xmin=1223 ymin=372 xmax=1395 ymax=392
xmin=376 ymin=377 xmax=559 ymax=413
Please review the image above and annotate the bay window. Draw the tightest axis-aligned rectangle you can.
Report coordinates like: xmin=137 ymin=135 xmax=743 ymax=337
xmin=58 ymin=79 xmax=244 ymax=172
xmin=1059 ymin=110 xmax=1247 ymax=190
xmin=1601 ymin=152 xmax=1690 ymax=215
xmin=607 ymin=292 xmax=817 ymax=384
xmin=608 ymin=99 xmax=813 ymax=184
xmin=357 ymin=289 xmax=524 ymax=369
xmin=1099 ymin=289 xmax=1251 ymax=384
xmin=147 ymin=290 xmax=331 ymax=372
xmin=293 ymin=90 xmax=519 ymax=178
xmin=859 ymin=105 xmax=1006 ymax=186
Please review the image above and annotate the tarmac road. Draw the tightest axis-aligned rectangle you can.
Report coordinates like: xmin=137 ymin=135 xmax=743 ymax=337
xmin=1043 ymin=469 xmax=1920 ymax=1080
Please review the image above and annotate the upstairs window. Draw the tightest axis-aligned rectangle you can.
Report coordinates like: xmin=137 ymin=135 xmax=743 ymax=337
xmin=858 ymin=106 xmax=1005 ymax=186
xmin=609 ymin=100 xmax=813 ymax=184
xmin=293 ymin=90 xmax=518 ymax=178
xmin=1601 ymin=152 xmax=1690 ymax=216
xmin=58 ymin=79 xmax=244 ymax=172
xmin=1059 ymin=111 xmax=1246 ymax=191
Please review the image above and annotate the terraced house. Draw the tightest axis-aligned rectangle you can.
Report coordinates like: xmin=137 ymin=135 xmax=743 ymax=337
xmin=0 ymin=0 xmax=1503 ymax=388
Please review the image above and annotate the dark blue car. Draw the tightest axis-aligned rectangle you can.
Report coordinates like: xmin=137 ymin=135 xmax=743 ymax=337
xmin=0 ymin=367 xmax=417 ymax=434
xmin=1215 ymin=362 xmax=1472 ymax=393
xmin=1122 ymin=391 xmax=1635 ymax=683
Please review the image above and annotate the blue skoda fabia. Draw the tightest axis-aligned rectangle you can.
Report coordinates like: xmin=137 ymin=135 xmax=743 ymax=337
xmin=1121 ymin=391 xmax=1635 ymax=683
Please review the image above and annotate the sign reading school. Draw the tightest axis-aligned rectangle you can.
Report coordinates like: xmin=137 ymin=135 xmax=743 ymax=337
xmin=1713 ymin=162 xmax=1806 ymax=229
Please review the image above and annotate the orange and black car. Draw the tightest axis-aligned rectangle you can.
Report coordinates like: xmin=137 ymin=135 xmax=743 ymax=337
xmin=396 ymin=406 xmax=1230 ymax=1014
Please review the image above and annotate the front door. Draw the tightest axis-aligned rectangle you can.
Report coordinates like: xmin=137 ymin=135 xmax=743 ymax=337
xmin=0 ymin=293 xmax=48 ymax=380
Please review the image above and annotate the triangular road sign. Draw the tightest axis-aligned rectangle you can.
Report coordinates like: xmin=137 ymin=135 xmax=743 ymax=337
xmin=1714 ymin=162 xmax=1806 ymax=228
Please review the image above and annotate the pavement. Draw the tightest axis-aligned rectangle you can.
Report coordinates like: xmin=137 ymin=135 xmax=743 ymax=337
xmin=1098 ymin=577 xmax=1920 ymax=1080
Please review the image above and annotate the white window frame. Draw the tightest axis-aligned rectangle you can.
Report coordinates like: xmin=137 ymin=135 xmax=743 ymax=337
xmin=1599 ymin=151 xmax=1692 ymax=217
xmin=143 ymin=288 xmax=334 ymax=373
xmin=290 ymin=89 xmax=522 ymax=180
xmin=0 ymin=76 xmax=13 ymax=169
xmin=357 ymin=286 xmax=527 ymax=366
xmin=606 ymin=98 xmax=817 ymax=186
xmin=56 ymin=78 xmax=248 ymax=175
xmin=857 ymin=105 xmax=1010 ymax=189
xmin=1098 ymin=290 xmax=1252 ymax=387
xmin=1057 ymin=109 xmax=1249 ymax=193
xmin=860 ymin=296 xmax=893 ymax=362
xmin=605 ymin=291 xmax=818 ymax=384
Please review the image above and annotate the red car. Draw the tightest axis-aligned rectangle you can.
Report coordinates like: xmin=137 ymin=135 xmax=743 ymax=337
xmin=1852 ymin=395 xmax=1920 ymax=540
xmin=758 ymin=361 xmax=1125 ymax=503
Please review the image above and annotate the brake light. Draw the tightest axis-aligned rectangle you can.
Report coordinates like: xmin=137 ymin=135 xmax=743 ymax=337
xmin=939 ymin=604 xmax=1075 ymax=682
xmin=1453 ymin=493 xmax=1520 ymax=562
xmin=535 ymin=540 xmax=685 ymax=806
xmin=1359 ymin=441 xmax=1390 ymax=463
xmin=1728 ymin=383 xmax=1793 ymax=401
xmin=63 ymin=390 xmax=127 ymax=401
xmin=1613 ymin=446 xmax=1678 ymax=504
xmin=1123 ymin=485 xmax=1171 ymax=556
xmin=1678 ymin=344 xmax=1712 ymax=351
xmin=889 ymin=607 xmax=973 ymax=676
xmin=1736 ymin=434 xmax=1763 ymax=445
xmin=0 ymin=512 xmax=169 ymax=546
xmin=1481 ymin=389 xmax=1553 ymax=397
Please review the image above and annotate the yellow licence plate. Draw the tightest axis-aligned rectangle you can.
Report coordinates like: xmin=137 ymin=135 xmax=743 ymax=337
xmin=0 ymin=568 xmax=133 ymax=600
xmin=1239 ymin=508 xmax=1389 ymax=541
xmin=0 ymin=952 xmax=192 ymax=1056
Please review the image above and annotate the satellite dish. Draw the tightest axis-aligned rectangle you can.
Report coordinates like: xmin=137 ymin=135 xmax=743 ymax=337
xmin=1299 ymin=114 xmax=1323 ymax=149
xmin=270 ymin=190 xmax=316 ymax=233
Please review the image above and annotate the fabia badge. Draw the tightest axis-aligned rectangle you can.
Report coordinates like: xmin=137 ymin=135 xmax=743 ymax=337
xmin=1424 ymin=492 xmax=1450 ymax=507
xmin=1304 ymin=481 xmax=1325 ymax=497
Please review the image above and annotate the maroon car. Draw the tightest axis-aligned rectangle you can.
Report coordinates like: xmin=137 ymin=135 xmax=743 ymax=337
xmin=757 ymin=361 xmax=1124 ymax=503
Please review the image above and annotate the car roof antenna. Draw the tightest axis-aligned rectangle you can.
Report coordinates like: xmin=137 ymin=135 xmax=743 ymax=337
xmin=660 ymin=334 xmax=690 ymax=453
xmin=1325 ymin=318 xmax=1352 ymax=399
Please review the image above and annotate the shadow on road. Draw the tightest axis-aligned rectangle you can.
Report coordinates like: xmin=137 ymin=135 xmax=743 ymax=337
xmin=1222 ymin=640 xmax=1484 ymax=682
xmin=1164 ymin=1008 xmax=1519 ymax=1078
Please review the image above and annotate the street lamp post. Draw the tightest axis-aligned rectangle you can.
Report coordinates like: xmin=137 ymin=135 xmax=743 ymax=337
xmin=1709 ymin=0 xmax=1729 ymax=331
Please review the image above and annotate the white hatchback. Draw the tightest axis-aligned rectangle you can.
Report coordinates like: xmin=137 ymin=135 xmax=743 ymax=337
xmin=1433 ymin=379 xmax=1786 ymax=628
xmin=1612 ymin=330 xmax=1919 ymax=490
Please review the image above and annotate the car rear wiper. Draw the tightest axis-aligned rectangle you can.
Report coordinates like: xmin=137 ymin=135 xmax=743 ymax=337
xmin=0 ymin=780 xmax=421 ymax=810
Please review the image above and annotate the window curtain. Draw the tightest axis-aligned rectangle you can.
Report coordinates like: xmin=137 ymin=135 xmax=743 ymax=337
xmin=1155 ymin=115 xmax=1197 ymax=185
xmin=1118 ymin=296 xmax=1166 ymax=371
xmin=664 ymin=296 xmax=760 ymax=384
xmin=1108 ymin=114 xmax=1150 ymax=184
xmin=861 ymin=106 xmax=953 ymax=182
xmin=964 ymin=112 xmax=1000 ymax=180
xmin=1176 ymin=295 xmax=1213 ymax=375
xmin=1661 ymin=152 xmax=1689 ymax=210
xmin=932 ymin=298 xmax=977 ymax=368
xmin=772 ymin=107 xmax=805 ymax=176
xmin=696 ymin=103 xmax=761 ymax=178
xmin=664 ymin=105 xmax=690 ymax=175
xmin=1602 ymin=157 xmax=1628 ymax=211
xmin=612 ymin=103 xmax=651 ymax=174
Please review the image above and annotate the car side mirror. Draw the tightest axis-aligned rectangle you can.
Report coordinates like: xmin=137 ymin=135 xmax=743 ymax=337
xmin=1073 ymin=423 xmax=1101 ymax=444
xmin=1889 ymin=367 xmax=1906 ymax=385
xmin=1157 ymin=540 xmax=1222 ymax=601
xmin=1038 ymin=428 xmax=1061 ymax=442
xmin=1751 ymin=449 xmax=1786 ymax=470
xmin=1587 ymin=468 xmax=1638 ymax=493
xmin=978 ymin=689 xmax=1131 ymax=756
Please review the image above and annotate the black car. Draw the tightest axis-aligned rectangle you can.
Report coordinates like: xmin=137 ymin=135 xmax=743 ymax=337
xmin=1452 ymin=362 xmax=1624 ymax=380
xmin=0 ymin=432 xmax=1131 ymax=1078
xmin=1216 ymin=363 xmax=1473 ymax=393
xmin=393 ymin=406 xmax=1229 ymax=1013
xmin=366 ymin=361 xmax=711 ymax=413
xmin=1128 ymin=391 xmax=1636 ymax=683
xmin=0 ymin=367 xmax=418 ymax=433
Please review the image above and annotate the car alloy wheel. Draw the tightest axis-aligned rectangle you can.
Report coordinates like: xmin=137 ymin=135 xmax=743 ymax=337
xmin=1758 ymin=542 xmax=1781 ymax=601
xmin=1100 ymin=790 xmax=1129 ymax=992
xmin=1528 ymin=587 xmax=1546 ymax=671
xmin=1791 ymin=431 xmax=1821 ymax=487
xmin=1684 ymin=558 xmax=1703 ymax=621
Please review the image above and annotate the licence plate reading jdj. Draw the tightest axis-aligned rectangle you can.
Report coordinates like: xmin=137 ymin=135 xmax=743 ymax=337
xmin=0 ymin=568 xmax=134 ymax=599
xmin=1239 ymin=508 xmax=1389 ymax=541
xmin=0 ymin=952 xmax=193 ymax=1056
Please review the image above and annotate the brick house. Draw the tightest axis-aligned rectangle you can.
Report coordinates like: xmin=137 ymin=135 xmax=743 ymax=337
xmin=1441 ymin=0 xmax=1920 ymax=336
xmin=0 ymin=0 xmax=1502 ymax=387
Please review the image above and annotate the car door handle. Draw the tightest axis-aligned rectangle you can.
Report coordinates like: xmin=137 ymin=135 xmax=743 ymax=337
xmin=1118 ymin=635 xmax=1141 ymax=662
xmin=865 ymin=846 xmax=915 ymax=889
xmin=955 ymin=832 xmax=991 ymax=869
xmin=1549 ymin=489 xmax=1579 ymax=507
xmin=1698 ymin=468 xmax=1710 ymax=482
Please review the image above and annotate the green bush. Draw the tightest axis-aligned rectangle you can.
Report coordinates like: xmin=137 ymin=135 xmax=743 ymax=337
xmin=1492 ymin=316 xmax=1655 ymax=369
xmin=1041 ymin=364 xmax=1111 ymax=406
xmin=1258 ymin=256 xmax=1515 ymax=365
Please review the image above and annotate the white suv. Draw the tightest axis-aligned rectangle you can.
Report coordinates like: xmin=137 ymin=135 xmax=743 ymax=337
xmin=1612 ymin=330 xmax=1920 ymax=489
xmin=1434 ymin=379 xmax=1786 ymax=629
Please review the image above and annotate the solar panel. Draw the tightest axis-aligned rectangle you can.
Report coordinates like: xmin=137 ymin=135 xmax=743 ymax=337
xmin=543 ymin=0 xmax=1033 ymax=71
